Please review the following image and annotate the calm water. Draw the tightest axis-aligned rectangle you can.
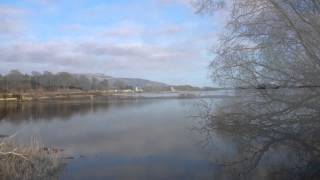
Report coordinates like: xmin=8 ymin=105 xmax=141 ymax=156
xmin=0 ymin=98 xmax=219 ymax=180
xmin=1 ymin=89 xmax=319 ymax=180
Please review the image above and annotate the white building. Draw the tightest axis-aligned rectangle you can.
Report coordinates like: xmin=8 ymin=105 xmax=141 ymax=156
xmin=170 ymin=86 xmax=176 ymax=92
xmin=135 ymin=86 xmax=143 ymax=93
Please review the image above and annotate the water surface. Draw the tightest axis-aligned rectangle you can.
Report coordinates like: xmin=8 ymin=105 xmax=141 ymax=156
xmin=0 ymin=98 xmax=217 ymax=179
xmin=1 ymin=89 xmax=318 ymax=180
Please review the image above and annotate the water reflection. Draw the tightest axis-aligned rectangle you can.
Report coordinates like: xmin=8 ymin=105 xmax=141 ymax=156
xmin=199 ymin=88 xmax=320 ymax=180
xmin=0 ymin=100 xmax=161 ymax=123
xmin=2 ymin=92 xmax=315 ymax=179
xmin=0 ymin=102 xmax=104 ymax=123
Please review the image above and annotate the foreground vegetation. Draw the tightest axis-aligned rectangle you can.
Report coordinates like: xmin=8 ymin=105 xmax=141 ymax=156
xmin=0 ymin=136 xmax=62 ymax=180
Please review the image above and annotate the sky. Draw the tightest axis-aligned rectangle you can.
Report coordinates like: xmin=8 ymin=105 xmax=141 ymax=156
xmin=0 ymin=0 xmax=227 ymax=87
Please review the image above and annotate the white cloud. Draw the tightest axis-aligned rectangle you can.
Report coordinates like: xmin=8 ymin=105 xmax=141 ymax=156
xmin=1 ymin=40 xmax=197 ymax=65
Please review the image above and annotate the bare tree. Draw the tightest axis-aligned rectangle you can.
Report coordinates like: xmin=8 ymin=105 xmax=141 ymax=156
xmin=196 ymin=0 xmax=320 ymax=88
xmin=195 ymin=1 xmax=320 ymax=179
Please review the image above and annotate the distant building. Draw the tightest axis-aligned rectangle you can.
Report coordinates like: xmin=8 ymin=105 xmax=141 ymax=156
xmin=122 ymin=89 xmax=134 ymax=93
xmin=135 ymin=86 xmax=143 ymax=93
xmin=170 ymin=86 xmax=176 ymax=92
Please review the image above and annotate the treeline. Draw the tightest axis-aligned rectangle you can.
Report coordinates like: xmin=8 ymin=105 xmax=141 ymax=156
xmin=0 ymin=70 xmax=111 ymax=92
xmin=0 ymin=70 xmax=214 ymax=93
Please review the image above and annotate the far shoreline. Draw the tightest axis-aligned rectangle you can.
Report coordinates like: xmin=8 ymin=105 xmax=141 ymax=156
xmin=0 ymin=90 xmax=232 ymax=103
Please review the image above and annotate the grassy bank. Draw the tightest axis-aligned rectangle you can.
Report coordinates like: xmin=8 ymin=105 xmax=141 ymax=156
xmin=0 ymin=91 xmax=105 ymax=102
xmin=0 ymin=90 xmax=223 ymax=103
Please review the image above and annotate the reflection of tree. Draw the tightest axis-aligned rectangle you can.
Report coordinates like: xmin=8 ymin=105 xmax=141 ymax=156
xmin=199 ymin=88 xmax=320 ymax=180
xmin=0 ymin=99 xmax=160 ymax=124
xmin=0 ymin=102 xmax=111 ymax=123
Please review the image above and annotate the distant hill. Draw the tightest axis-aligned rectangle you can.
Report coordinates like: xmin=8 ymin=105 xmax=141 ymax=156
xmin=81 ymin=74 xmax=213 ymax=91
xmin=81 ymin=73 xmax=169 ymax=89
xmin=81 ymin=73 xmax=112 ymax=81
xmin=111 ymin=78 xmax=168 ymax=88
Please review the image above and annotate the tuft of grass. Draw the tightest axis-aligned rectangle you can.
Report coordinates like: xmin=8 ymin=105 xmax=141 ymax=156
xmin=0 ymin=137 xmax=62 ymax=180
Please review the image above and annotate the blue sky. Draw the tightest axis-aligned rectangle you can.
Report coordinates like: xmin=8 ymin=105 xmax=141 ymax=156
xmin=0 ymin=0 xmax=226 ymax=86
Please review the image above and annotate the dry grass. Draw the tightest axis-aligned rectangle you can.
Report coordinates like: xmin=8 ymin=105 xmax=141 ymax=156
xmin=0 ymin=137 xmax=62 ymax=180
